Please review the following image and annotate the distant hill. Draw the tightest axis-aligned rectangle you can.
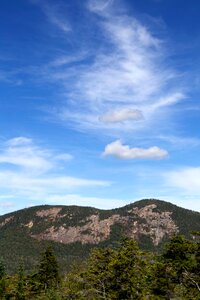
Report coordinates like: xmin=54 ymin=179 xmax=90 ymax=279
xmin=0 ymin=199 xmax=199 ymax=274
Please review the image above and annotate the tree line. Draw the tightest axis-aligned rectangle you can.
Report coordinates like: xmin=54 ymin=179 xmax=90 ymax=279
xmin=0 ymin=234 xmax=199 ymax=299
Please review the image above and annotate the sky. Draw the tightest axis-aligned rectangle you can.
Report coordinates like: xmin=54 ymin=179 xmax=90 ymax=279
xmin=0 ymin=0 xmax=200 ymax=214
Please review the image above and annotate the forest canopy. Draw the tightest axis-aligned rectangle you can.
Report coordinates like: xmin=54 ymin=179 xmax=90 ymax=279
xmin=0 ymin=234 xmax=200 ymax=299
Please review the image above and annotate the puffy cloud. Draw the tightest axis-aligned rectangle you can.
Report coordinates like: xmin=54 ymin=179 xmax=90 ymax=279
xmin=103 ymin=140 xmax=168 ymax=159
xmin=99 ymin=108 xmax=144 ymax=123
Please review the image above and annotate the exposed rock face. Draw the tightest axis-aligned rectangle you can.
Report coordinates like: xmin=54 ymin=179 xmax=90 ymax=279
xmin=24 ymin=220 xmax=34 ymax=228
xmin=128 ymin=204 xmax=179 ymax=245
xmin=33 ymin=214 xmax=127 ymax=244
xmin=36 ymin=207 xmax=62 ymax=219
xmin=0 ymin=216 xmax=14 ymax=227
xmin=32 ymin=204 xmax=178 ymax=246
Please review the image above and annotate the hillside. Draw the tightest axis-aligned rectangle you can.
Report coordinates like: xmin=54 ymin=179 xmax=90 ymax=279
xmin=0 ymin=199 xmax=200 ymax=274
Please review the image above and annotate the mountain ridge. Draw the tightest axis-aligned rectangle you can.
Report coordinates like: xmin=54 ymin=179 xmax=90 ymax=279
xmin=0 ymin=198 xmax=200 ymax=274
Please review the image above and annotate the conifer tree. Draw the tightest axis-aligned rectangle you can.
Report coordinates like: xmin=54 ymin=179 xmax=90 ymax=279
xmin=15 ymin=262 xmax=26 ymax=300
xmin=0 ymin=259 xmax=6 ymax=299
xmin=36 ymin=246 xmax=60 ymax=292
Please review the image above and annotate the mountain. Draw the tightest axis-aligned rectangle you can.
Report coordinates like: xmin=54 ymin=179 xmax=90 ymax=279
xmin=0 ymin=199 xmax=200 ymax=274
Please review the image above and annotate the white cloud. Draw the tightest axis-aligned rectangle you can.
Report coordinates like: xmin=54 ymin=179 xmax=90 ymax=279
xmin=47 ymin=193 xmax=126 ymax=209
xmin=158 ymin=135 xmax=200 ymax=147
xmin=103 ymin=140 xmax=168 ymax=159
xmin=50 ymin=3 xmax=185 ymax=135
xmin=54 ymin=153 xmax=73 ymax=161
xmin=0 ymin=172 xmax=110 ymax=192
xmin=44 ymin=7 xmax=70 ymax=33
xmin=0 ymin=137 xmax=75 ymax=172
xmin=10 ymin=1 xmax=187 ymax=138
xmin=99 ymin=108 xmax=144 ymax=123
xmin=0 ymin=137 xmax=52 ymax=173
xmin=31 ymin=0 xmax=71 ymax=33
xmin=164 ymin=167 xmax=200 ymax=193
xmin=50 ymin=53 xmax=88 ymax=68
xmin=0 ymin=201 xmax=15 ymax=209
xmin=87 ymin=0 xmax=114 ymax=14
xmin=150 ymin=92 xmax=186 ymax=111
xmin=5 ymin=137 xmax=32 ymax=146
xmin=0 ymin=137 xmax=110 ymax=206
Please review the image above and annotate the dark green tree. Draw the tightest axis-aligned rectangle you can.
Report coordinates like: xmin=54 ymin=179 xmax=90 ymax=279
xmin=107 ymin=239 xmax=152 ymax=299
xmin=83 ymin=239 xmax=153 ymax=299
xmin=15 ymin=261 xmax=26 ymax=300
xmin=0 ymin=259 xmax=6 ymax=299
xmin=84 ymin=247 xmax=116 ymax=299
xmin=34 ymin=246 xmax=60 ymax=293
xmin=152 ymin=235 xmax=199 ymax=299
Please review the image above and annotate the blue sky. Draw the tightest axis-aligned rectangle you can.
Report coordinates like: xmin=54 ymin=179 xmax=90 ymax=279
xmin=1 ymin=0 xmax=200 ymax=214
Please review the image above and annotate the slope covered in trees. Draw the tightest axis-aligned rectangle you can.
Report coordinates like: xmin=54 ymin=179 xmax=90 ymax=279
xmin=0 ymin=199 xmax=200 ymax=274
xmin=0 ymin=235 xmax=200 ymax=299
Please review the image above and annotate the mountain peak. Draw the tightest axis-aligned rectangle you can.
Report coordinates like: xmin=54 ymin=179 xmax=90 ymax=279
xmin=0 ymin=199 xmax=200 ymax=273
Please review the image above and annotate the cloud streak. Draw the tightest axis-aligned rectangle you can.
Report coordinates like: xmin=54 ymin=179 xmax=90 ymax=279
xmin=0 ymin=137 xmax=110 ymax=205
xmin=164 ymin=167 xmax=200 ymax=194
xmin=0 ymin=137 xmax=52 ymax=173
xmin=30 ymin=0 xmax=71 ymax=33
xmin=47 ymin=1 xmax=186 ymax=136
xmin=47 ymin=193 xmax=126 ymax=209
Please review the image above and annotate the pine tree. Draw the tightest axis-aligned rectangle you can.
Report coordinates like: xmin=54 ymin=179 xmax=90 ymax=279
xmin=15 ymin=262 xmax=26 ymax=300
xmin=36 ymin=246 xmax=60 ymax=292
xmin=0 ymin=259 xmax=6 ymax=299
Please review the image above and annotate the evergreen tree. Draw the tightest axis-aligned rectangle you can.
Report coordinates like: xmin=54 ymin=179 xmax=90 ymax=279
xmin=152 ymin=235 xmax=200 ymax=299
xmin=15 ymin=261 xmax=26 ymax=300
xmin=0 ymin=259 xmax=6 ymax=299
xmin=36 ymin=246 xmax=60 ymax=292
xmin=83 ymin=239 xmax=153 ymax=299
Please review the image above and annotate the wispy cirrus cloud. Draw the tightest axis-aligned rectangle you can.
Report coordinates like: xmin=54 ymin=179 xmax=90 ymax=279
xmin=87 ymin=0 xmax=114 ymax=14
xmin=158 ymin=135 xmax=200 ymax=148
xmin=30 ymin=0 xmax=71 ymax=33
xmin=0 ymin=201 xmax=15 ymax=209
xmin=0 ymin=137 xmax=52 ymax=173
xmin=43 ymin=6 xmax=70 ymax=33
xmin=0 ymin=172 xmax=109 ymax=193
xmin=103 ymin=140 xmax=168 ymax=159
xmin=0 ymin=137 xmax=110 ymax=206
xmin=47 ymin=193 xmax=126 ymax=209
xmin=164 ymin=167 xmax=200 ymax=194
xmin=47 ymin=0 xmax=186 ymax=135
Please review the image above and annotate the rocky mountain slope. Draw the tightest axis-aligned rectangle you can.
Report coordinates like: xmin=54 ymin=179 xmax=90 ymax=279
xmin=0 ymin=199 xmax=200 ymax=274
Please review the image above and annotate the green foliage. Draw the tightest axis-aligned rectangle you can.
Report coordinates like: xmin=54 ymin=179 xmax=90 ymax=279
xmin=0 ymin=260 xmax=5 ymax=280
xmin=0 ymin=259 xmax=6 ymax=299
xmin=0 ymin=199 xmax=200 ymax=275
xmin=151 ymin=234 xmax=200 ymax=299
xmin=34 ymin=246 xmax=60 ymax=292
xmin=63 ymin=235 xmax=200 ymax=300
xmin=64 ymin=239 xmax=154 ymax=299
xmin=15 ymin=262 xmax=26 ymax=300
xmin=0 ymin=235 xmax=200 ymax=299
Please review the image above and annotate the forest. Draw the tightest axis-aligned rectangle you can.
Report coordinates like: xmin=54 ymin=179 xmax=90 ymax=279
xmin=0 ymin=234 xmax=199 ymax=300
